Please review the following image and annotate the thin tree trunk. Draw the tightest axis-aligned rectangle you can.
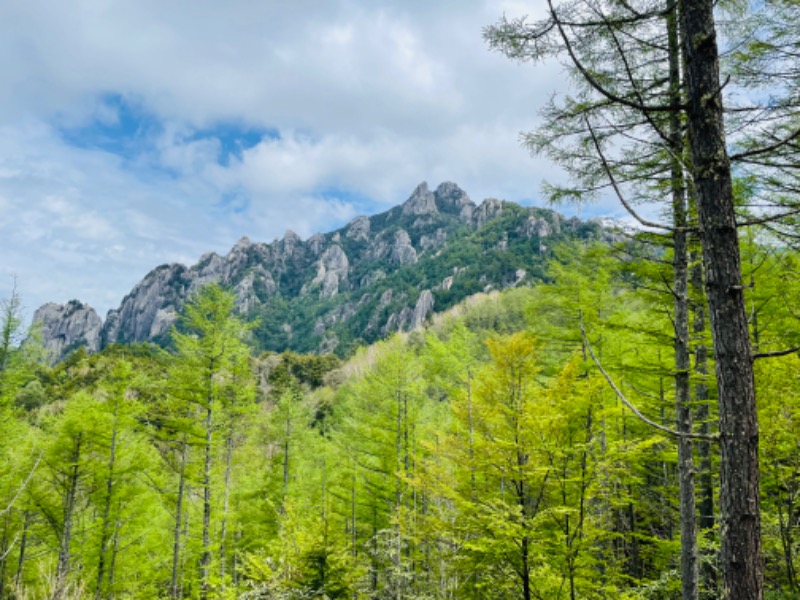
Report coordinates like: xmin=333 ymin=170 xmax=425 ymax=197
xmin=179 ymin=511 xmax=189 ymax=599
xmin=219 ymin=427 xmax=234 ymax=582
xmin=170 ymin=436 xmax=188 ymax=600
xmin=521 ymin=534 xmax=531 ymax=600
xmin=14 ymin=511 xmax=30 ymax=591
xmin=568 ymin=406 xmax=592 ymax=600
xmin=679 ymin=1 xmax=763 ymax=597
xmin=200 ymin=398 xmax=213 ymax=600
xmin=691 ymin=244 xmax=717 ymax=595
xmin=54 ymin=434 xmax=83 ymax=600
xmin=668 ymin=6 xmax=698 ymax=597
xmin=96 ymin=399 xmax=121 ymax=600
xmin=108 ymin=515 xmax=120 ymax=597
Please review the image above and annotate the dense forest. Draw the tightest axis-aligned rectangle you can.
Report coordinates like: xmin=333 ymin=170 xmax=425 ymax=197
xmin=2 ymin=233 xmax=800 ymax=599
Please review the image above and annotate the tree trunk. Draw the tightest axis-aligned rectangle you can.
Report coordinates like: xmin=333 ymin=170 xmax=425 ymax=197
xmin=691 ymin=244 xmax=717 ymax=595
xmin=219 ymin=428 xmax=234 ymax=582
xmin=668 ymin=7 xmax=699 ymax=597
xmin=108 ymin=515 xmax=120 ymax=597
xmin=521 ymin=534 xmax=531 ymax=600
xmin=14 ymin=511 xmax=30 ymax=591
xmin=170 ymin=436 xmax=188 ymax=600
xmin=54 ymin=434 xmax=83 ymax=600
xmin=200 ymin=399 xmax=213 ymax=600
xmin=96 ymin=399 xmax=121 ymax=600
xmin=679 ymin=1 xmax=763 ymax=597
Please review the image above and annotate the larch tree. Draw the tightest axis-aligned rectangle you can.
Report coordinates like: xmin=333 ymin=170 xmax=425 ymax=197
xmin=170 ymin=283 xmax=254 ymax=599
xmin=483 ymin=1 xmax=800 ymax=596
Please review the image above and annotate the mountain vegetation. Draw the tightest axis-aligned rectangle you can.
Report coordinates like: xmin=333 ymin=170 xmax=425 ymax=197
xmin=32 ymin=182 xmax=615 ymax=363
xmin=5 ymin=1 xmax=800 ymax=598
xmin=3 ymin=227 xmax=800 ymax=598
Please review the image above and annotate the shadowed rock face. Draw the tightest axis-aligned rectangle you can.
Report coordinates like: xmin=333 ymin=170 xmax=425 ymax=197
xmin=34 ymin=181 xmax=611 ymax=359
xmin=33 ymin=301 xmax=102 ymax=363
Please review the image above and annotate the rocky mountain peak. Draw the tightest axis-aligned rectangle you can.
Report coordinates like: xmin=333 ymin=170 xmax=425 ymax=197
xmin=102 ymin=263 xmax=191 ymax=346
xmin=282 ymin=229 xmax=301 ymax=247
xmin=402 ymin=182 xmax=438 ymax=216
xmin=33 ymin=300 xmax=102 ymax=363
xmin=434 ymin=181 xmax=474 ymax=219
xmin=232 ymin=235 xmax=252 ymax=253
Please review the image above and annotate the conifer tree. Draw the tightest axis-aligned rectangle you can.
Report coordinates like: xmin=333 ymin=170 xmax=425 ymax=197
xmin=170 ymin=283 xmax=254 ymax=599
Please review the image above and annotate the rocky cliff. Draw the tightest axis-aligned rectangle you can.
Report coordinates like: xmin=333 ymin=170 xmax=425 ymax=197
xmin=35 ymin=181 xmax=615 ymax=361
xmin=33 ymin=301 xmax=103 ymax=362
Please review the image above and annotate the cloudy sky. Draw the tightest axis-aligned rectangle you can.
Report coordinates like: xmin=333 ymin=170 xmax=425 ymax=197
xmin=0 ymin=0 xmax=622 ymax=319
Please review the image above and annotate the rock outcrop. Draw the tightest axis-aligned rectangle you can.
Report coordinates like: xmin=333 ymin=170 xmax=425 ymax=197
xmin=305 ymin=244 xmax=350 ymax=298
xmin=434 ymin=181 xmax=475 ymax=220
xmin=33 ymin=301 xmax=102 ymax=363
xmin=390 ymin=230 xmax=418 ymax=266
xmin=411 ymin=290 xmax=434 ymax=329
xmin=402 ymin=182 xmax=438 ymax=216
xmin=346 ymin=216 xmax=370 ymax=242
xmin=102 ymin=263 xmax=192 ymax=345
xmin=473 ymin=198 xmax=504 ymax=228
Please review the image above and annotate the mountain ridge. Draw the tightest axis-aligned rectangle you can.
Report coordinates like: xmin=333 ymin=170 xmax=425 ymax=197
xmin=33 ymin=181 xmax=616 ymax=361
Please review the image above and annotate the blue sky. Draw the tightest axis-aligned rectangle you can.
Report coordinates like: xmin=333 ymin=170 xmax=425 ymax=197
xmin=0 ymin=0 xmax=628 ymax=319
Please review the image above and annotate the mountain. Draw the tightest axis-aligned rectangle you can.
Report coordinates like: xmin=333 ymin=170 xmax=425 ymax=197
xmin=34 ymin=182 xmax=616 ymax=361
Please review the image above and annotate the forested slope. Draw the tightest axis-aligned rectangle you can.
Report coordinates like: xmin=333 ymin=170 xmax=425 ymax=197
xmin=2 ymin=235 xmax=800 ymax=599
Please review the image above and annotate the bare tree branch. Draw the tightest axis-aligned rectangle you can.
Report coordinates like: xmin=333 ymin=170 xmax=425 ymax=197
xmin=752 ymin=347 xmax=800 ymax=361
xmin=736 ymin=207 xmax=800 ymax=228
xmin=580 ymin=318 xmax=717 ymax=442
xmin=731 ymin=127 xmax=800 ymax=162
xmin=0 ymin=451 xmax=43 ymax=517
xmin=585 ymin=116 xmax=685 ymax=232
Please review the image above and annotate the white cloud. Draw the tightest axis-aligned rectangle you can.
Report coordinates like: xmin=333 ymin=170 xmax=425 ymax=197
xmin=0 ymin=0 xmax=608 ymax=320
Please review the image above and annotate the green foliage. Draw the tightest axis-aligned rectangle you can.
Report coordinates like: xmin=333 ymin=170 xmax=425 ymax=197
xmin=4 ymin=237 xmax=800 ymax=597
xmin=246 ymin=204 xmax=608 ymax=358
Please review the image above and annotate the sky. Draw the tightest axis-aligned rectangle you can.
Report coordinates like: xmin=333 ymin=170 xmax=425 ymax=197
xmin=0 ymin=0 xmax=626 ymax=320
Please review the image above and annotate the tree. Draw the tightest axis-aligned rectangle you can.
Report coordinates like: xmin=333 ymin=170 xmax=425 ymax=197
xmin=485 ymin=2 xmax=771 ymax=596
xmin=329 ymin=337 xmax=427 ymax=596
xmin=170 ymin=283 xmax=254 ymax=599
